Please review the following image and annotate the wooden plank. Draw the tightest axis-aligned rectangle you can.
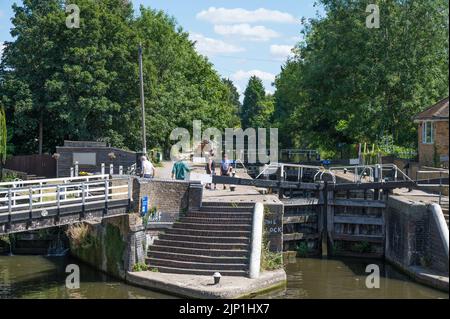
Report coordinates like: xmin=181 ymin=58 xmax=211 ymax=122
xmin=332 ymin=233 xmax=384 ymax=243
xmin=333 ymin=215 xmax=383 ymax=225
xmin=283 ymin=214 xmax=317 ymax=224
xmin=331 ymin=180 xmax=415 ymax=191
xmin=282 ymin=198 xmax=320 ymax=206
xmin=283 ymin=233 xmax=319 ymax=241
xmin=330 ymin=199 xmax=386 ymax=208
xmin=212 ymin=175 xmax=323 ymax=190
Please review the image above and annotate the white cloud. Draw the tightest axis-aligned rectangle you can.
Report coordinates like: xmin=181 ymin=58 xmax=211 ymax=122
xmin=231 ymin=69 xmax=276 ymax=82
xmin=190 ymin=33 xmax=245 ymax=55
xmin=197 ymin=7 xmax=298 ymax=24
xmin=270 ymin=44 xmax=294 ymax=59
xmin=214 ymin=24 xmax=280 ymax=42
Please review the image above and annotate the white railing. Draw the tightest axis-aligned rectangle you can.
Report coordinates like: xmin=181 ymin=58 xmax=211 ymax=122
xmin=0 ymin=177 xmax=132 ymax=219
xmin=0 ymin=174 xmax=110 ymax=189
xmin=415 ymin=169 xmax=449 ymax=205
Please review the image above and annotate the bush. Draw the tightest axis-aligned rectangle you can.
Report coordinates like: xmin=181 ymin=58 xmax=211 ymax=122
xmin=132 ymin=262 xmax=149 ymax=272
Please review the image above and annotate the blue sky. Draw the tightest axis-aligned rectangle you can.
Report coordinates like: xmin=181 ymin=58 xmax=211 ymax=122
xmin=0 ymin=0 xmax=324 ymax=95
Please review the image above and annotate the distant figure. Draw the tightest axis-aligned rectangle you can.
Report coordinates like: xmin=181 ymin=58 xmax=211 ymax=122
xmin=205 ymin=152 xmax=216 ymax=190
xmin=141 ymin=155 xmax=155 ymax=178
xmin=220 ymin=154 xmax=233 ymax=190
xmin=172 ymin=158 xmax=191 ymax=180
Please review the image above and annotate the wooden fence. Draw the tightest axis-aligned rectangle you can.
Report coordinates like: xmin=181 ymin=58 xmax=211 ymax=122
xmin=5 ymin=154 xmax=56 ymax=178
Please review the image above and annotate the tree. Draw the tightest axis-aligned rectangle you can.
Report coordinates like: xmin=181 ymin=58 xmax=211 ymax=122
xmin=0 ymin=0 xmax=240 ymax=155
xmin=0 ymin=105 xmax=6 ymax=180
xmin=241 ymin=76 xmax=270 ymax=129
xmin=222 ymin=78 xmax=241 ymax=116
xmin=274 ymin=0 xmax=449 ymax=153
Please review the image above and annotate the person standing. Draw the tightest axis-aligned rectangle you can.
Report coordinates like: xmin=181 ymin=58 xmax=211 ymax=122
xmin=171 ymin=158 xmax=191 ymax=180
xmin=205 ymin=152 xmax=216 ymax=190
xmin=141 ymin=155 xmax=155 ymax=178
xmin=220 ymin=154 xmax=232 ymax=190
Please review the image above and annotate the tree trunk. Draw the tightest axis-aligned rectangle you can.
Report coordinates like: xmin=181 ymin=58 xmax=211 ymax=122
xmin=38 ymin=112 xmax=43 ymax=155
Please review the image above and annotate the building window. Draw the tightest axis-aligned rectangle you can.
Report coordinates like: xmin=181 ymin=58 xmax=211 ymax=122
xmin=422 ymin=121 xmax=434 ymax=144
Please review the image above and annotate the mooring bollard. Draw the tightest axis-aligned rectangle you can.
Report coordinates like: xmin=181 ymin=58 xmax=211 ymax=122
xmin=101 ymin=163 xmax=105 ymax=175
xmin=110 ymin=163 xmax=114 ymax=175
xmin=119 ymin=165 xmax=123 ymax=175
xmin=70 ymin=167 xmax=74 ymax=177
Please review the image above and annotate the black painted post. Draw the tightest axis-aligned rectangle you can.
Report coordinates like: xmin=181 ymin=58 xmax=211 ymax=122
xmin=56 ymin=185 xmax=61 ymax=224
xmin=28 ymin=187 xmax=33 ymax=228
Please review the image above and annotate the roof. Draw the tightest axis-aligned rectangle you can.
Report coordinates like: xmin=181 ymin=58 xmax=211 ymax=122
xmin=414 ymin=97 xmax=449 ymax=121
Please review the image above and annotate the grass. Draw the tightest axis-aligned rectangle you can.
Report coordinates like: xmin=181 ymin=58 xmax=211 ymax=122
xmin=132 ymin=262 xmax=149 ymax=272
xmin=260 ymin=231 xmax=283 ymax=271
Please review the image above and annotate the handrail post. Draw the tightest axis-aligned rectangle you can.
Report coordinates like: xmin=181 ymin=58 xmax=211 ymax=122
xmin=81 ymin=182 xmax=86 ymax=219
xmin=7 ymin=189 xmax=12 ymax=230
xmin=28 ymin=187 xmax=33 ymax=228
xmin=104 ymin=180 xmax=109 ymax=216
xmin=56 ymin=185 xmax=61 ymax=223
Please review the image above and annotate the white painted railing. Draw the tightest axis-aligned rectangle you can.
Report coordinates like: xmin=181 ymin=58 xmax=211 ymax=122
xmin=0 ymin=176 xmax=132 ymax=219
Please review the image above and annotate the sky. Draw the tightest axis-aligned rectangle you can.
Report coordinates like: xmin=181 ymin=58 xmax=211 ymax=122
xmin=0 ymin=0 xmax=324 ymax=96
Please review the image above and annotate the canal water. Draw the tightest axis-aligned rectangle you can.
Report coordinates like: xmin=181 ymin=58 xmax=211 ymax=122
xmin=0 ymin=255 xmax=447 ymax=299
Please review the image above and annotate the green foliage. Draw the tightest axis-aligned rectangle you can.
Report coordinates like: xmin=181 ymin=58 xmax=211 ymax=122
xmin=351 ymin=241 xmax=371 ymax=254
xmin=132 ymin=262 xmax=149 ymax=272
xmin=0 ymin=106 xmax=6 ymax=163
xmin=0 ymin=0 xmax=240 ymax=155
xmin=273 ymin=0 xmax=449 ymax=152
xmin=241 ymin=76 xmax=274 ymax=129
xmin=296 ymin=241 xmax=310 ymax=257
xmin=260 ymin=230 xmax=283 ymax=271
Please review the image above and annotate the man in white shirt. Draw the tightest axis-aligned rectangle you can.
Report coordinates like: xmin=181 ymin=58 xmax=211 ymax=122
xmin=141 ymin=156 xmax=155 ymax=178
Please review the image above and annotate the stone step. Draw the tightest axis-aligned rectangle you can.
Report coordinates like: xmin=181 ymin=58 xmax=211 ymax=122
xmin=153 ymin=239 xmax=249 ymax=250
xmin=178 ymin=217 xmax=252 ymax=225
xmin=199 ymin=206 xmax=254 ymax=213
xmin=146 ymin=265 xmax=247 ymax=277
xmin=164 ymin=228 xmax=251 ymax=238
xmin=149 ymin=244 xmax=249 ymax=257
xmin=158 ymin=233 xmax=250 ymax=244
xmin=172 ymin=222 xmax=251 ymax=231
xmin=146 ymin=257 xmax=248 ymax=271
xmin=186 ymin=212 xmax=253 ymax=219
xmin=147 ymin=251 xmax=248 ymax=264
xmin=201 ymin=202 xmax=254 ymax=208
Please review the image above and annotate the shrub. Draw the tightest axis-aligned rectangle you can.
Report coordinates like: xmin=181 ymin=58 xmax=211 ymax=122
xmin=132 ymin=262 xmax=149 ymax=272
xmin=296 ymin=241 xmax=309 ymax=257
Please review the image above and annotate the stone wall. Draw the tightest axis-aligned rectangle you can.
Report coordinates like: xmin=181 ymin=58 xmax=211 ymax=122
xmin=68 ymin=214 xmax=145 ymax=279
xmin=385 ymin=196 xmax=449 ymax=275
xmin=263 ymin=203 xmax=284 ymax=253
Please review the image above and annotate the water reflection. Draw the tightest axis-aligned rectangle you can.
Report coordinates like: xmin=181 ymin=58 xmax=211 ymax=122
xmin=0 ymin=255 xmax=174 ymax=299
xmin=1 ymin=255 xmax=447 ymax=299
xmin=256 ymin=257 xmax=448 ymax=299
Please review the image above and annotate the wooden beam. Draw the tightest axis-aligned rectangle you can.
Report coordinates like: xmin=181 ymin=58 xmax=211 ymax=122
xmin=330 ymin=199 xmax=386 ymax=208
xmin=283 ymin=214 xmax=318 ymax=224
xmin=282 ymin=198 xmax=321 ymax=206
xmin=212 ymin=175 xmax=323 ymax=190
xmin=333 ymin=216 xmax=383 ymax=225
xmin=331 ymin=180 xmax=415 ymax=191
xmin=283 ymin=232 xmax=319 ymax=241
xmin=332 ymin=233 xmax=384 ymax=243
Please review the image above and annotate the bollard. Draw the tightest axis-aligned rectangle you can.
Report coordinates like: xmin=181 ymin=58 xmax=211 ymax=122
xmin=101 ymin=163 xmax=105 ymax=175
xmin=110 ymin=163 xmax=114 ymax=175
xmin=70 ymin=167 xmax=74 ymax=178
xmin=119 ymin=165 xmax=123 ymax=175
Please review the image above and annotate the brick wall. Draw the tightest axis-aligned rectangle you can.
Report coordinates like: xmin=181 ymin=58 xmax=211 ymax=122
xmin=386 ymin=196 xmax=449 ymax=275
xmin=131 ymin=178 xmax=202 ymax=227
xmin=418 ymin=120 xmax=449 ymax=167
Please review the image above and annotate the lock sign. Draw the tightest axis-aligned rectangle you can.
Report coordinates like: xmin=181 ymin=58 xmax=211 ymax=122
xmin=141 ymin=196 xmax=148 ymax=216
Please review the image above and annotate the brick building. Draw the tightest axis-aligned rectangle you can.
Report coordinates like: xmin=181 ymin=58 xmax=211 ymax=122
xmin=413 ymin=97 xmax=449 ymax=167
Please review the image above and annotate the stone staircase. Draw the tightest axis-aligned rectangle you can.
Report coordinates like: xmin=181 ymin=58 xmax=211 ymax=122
xmin=146 ymin=202 xmax=255 ymax=276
